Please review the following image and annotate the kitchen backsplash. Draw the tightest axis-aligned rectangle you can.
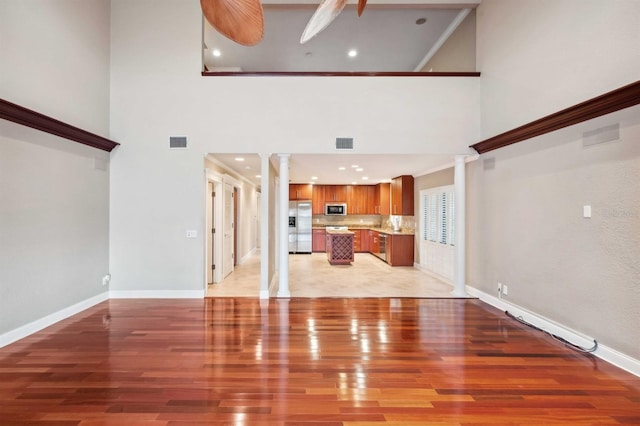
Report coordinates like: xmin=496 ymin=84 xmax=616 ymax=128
xmin=313 ymin=215 xmax=415 ymax=232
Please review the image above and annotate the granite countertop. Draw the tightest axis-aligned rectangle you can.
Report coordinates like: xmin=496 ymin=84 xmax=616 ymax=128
xmin=325 ymin=229 xmax=355 ymax=235
xmin=313 ymin=226 xmax=414 ymax=236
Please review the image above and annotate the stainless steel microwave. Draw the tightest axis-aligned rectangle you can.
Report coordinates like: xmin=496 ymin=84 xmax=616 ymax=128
xmin=325 ymin=203 xmax=347 ymax=215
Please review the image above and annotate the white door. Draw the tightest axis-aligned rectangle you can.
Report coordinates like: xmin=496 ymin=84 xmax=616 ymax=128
xmin=222 ymin=183 xmax=235 ymax=278
xmin=207 ymin=182 xmax=214 ymax=284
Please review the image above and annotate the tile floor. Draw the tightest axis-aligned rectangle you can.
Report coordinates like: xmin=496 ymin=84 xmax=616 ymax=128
xmin=207 ymin=251 xmax=464 ymax=298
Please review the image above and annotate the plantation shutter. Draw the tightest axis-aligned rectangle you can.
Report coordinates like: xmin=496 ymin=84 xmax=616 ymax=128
xmin=428 ymin=194 xmax=437 ymax=242
xmin=449 ymin=191 xmax=455 ymax=246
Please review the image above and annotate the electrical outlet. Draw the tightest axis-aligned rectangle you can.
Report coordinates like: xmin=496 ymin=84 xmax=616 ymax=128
xmin=102 ymin=274 xmax=111 ymax=286
xmin=497 ymin=282 xmax=503 ymax=298
xmin=503 ymin=284 xmax=508 ymax=296
xmin=186 ymin=230 xmax=197 ymax=238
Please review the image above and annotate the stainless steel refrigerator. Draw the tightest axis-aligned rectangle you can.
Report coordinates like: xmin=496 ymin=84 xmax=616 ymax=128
xmin=288 ymin=200 xmax=312 ymax=254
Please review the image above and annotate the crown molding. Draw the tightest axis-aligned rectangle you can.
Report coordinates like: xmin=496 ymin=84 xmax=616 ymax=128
xmin=0 ymin=98 xmax=119 ymax=152
xmin=471 ymin=80 xmax=640 ymax=154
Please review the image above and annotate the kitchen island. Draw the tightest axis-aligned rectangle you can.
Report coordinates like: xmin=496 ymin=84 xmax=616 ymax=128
xmin=325 ymin=228 xmax=354 ymax=265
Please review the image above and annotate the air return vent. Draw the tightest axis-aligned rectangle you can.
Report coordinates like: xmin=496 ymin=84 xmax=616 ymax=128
xmin=169 ymin=136 xmax=188 ymax=149
xmin=583 ymin=123 xmax=619 ymax=147
xmin=483 ymin=157 xmax=496 ymax=170
xmin=335 ymin=137 xmax=354 ymax=150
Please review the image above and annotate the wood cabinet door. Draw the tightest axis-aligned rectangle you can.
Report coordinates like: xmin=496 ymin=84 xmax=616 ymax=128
xmin=290 ymin=184 xmax=312 ymax=200
xmin=387 ymin=235 xmax=414 ymax=266
xmin=312 ymin=185 xmax=325 ymax=214
xmin=346 ymin=186 xmax=364 ymax=215
xmin=369 ymin=231 xmax=380 ymax=253
xmin=299 ymin=184 xmax=312 ymax=200
xmin=325 ymin=185 xmax=347 ymax=202
xmin=361 ymin=228 xmax=370 ymax=252
xmin=364 ymin=185 xmax=376 ymax=214
xmin=351 ymin=229 xmax=362 ymax=252
xmin=391 ymin=176 xmax=414 ymax=215
xmin=378 ymin=183 xmax=390 ymax=215
xmin=312 ymin=229 xmax=326 ymax=252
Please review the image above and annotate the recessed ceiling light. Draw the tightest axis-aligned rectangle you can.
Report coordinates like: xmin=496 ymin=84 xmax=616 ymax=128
xmin=352 ymin=181 xmax=357 ymax=185
xmin=311 ymin=176 xmax=318 ymax=180
xmin=338 ymin=167 xmax=346 ymax=171
xmin=212 ymin=49 xmax=221 ymax=57
xmin=256 ymin=174 xmax=261 ymax=178
xmin=356 ymin=168 xmax=363 ymax=172
xmin=348 ymin=49 xmax=358 ymax=58
xmin=351 ymin=165 xmax=359 ymax=168
xmin=362 ymin=176 xmax=369 ymax=180
xmin=416 ymin=18 xmax=427 ymax=25
xmin=235 ymin=157 xmax=245 ymax=162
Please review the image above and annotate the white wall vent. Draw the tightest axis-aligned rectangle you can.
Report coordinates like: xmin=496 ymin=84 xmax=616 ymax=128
xmin=483 ymin=157 xmax=496 ymax=170
xmin=583 ymin=123 xmax=619 ymax=147
xmin=169 ymin=136 xmax=188 ymax=149
xmin=336 ymin=137 xmax=354 ymax=150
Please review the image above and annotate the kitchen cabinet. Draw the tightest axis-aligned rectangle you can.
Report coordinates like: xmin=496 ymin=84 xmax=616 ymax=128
xmin=386 ymin=234 xmax=414 ymax=266
xmin=391 ymin=175 xmax=414 ymax=216
xmin=323 ymin=185 xmax=347 ymax=203
xmin=350 ymin=229 xmax=370 ymax=253
xmin=375 ymin=183 xmax=391 ymax=215
xmin=360 ymin=228 xmax=370 ymax=252
xmin=347 ymin=185 xmax=375 ymax=215
xmin=289 ymin=183 xmax=312 ymax=200
xmin=368 ymin=230 xmax=380 ymax=255
xmin=312 ymin=229 xmax=326 ymax=252
xmin=312 ymin=185 xmax=324 ymax=214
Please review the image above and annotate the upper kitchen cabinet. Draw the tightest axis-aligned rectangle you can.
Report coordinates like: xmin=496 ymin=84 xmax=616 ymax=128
xmin=347 ymin=185 xmax=375 ymax=215
xmin=391 ymin=175 xmax=414 ymax=216
xmin=289 ymin=183 xmax=312 ymax=200
xmin=312 ymin=184 xmax=325 ymax=214
xmin=323 ymin=185 xmax=347 ymax=203
xmin=375 ymin=183 xmax=391 ymax=215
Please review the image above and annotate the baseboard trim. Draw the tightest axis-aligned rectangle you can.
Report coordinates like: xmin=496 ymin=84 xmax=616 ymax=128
xmin=466 ymin=286 xmax=640 ymax=377
xmin=238 ymin=248 xmax=257 ymax=265
xmin=109 ymin=290 xmax=205 ymax=299
xmin=0 ymin=292 xmax=109 ymax=349
xmin=413 ymin=262 xmax=454 ymax=287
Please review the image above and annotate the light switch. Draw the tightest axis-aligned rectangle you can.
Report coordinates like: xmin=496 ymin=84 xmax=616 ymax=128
xmin=583 ymin=205 xmax=592 ymax=218
xmin=186 ymin=230 xmax=197 ymax=238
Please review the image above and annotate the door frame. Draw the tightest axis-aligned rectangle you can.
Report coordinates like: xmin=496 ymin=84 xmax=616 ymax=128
xmin=205 ymin=169 xmax=224 ymax=286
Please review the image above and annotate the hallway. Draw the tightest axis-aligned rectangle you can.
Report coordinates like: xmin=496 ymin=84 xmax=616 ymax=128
xmin=207 ymin=251 xmax=461 ymax=298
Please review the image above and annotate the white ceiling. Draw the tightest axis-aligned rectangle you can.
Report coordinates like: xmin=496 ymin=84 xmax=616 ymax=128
xmin=209 ymin=153 xmax=456 ymax=186
xmin=203 ymin=2 xmax=474 ymax=72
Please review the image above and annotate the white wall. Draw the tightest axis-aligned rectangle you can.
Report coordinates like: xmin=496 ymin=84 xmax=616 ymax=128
xmin=0 ymin=0 xmax=111 ymax=339
xmin=422 ymin=9 xmax=476 ymax=72
xmin=467 ymin=105 xmax=640 ymax=360
xmin=477 ymin=0 xmax=640 ymax=139
xmin=469 ymin=0 xmax=640 ymax=361
xmin=0 ymin=0 xmax=111 ymax=136
xmin=108 ymin=0 xmax=481 ymax=293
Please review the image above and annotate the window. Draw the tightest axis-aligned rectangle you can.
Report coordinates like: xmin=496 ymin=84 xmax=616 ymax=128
xmin=421 ymin=186 xmax=455 ymax=246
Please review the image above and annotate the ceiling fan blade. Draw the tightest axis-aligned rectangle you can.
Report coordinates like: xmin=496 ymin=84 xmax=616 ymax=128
xmin=300 ymin=0 xmax=348 ymax=44
xmin=357 ymin=0 xmax=367 ymax=17
xmin=200 ymin=0 xmax=264 ymax=46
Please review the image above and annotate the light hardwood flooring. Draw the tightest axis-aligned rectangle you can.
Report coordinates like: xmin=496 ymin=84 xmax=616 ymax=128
xmin=207 ymin=251 xmax=461 ymax=298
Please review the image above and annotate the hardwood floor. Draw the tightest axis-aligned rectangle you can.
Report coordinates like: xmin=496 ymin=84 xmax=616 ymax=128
xmin=1 ymin=298 xmax=639 ymax=425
